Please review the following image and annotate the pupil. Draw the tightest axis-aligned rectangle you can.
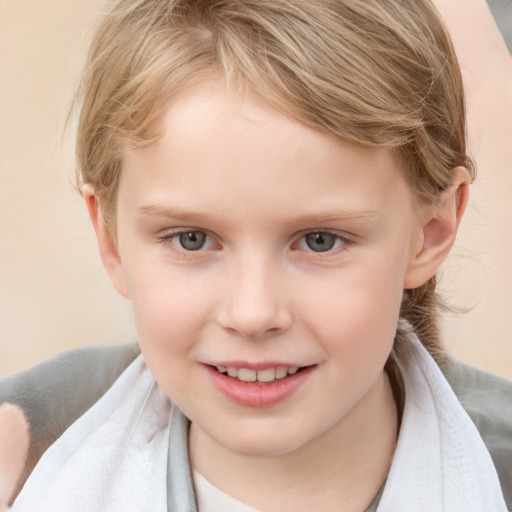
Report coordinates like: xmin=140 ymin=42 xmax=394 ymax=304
xmin=179 ymin=232 xmax=206 ymax=250
xmin=305 ymin=232 xmax=336 ymax=252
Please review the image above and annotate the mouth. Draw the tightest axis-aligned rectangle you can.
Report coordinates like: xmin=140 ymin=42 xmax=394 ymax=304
xmin=210 ymin=364 xmax=308 ymax=383
xmin=205 ymin=363 xmax=315 ymax=407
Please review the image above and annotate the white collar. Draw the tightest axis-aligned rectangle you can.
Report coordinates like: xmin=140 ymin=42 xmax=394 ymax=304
xmin=11 ymin=356 xmax=171 ymax=512
xmin=11 ymin=339 xmax=507 ymax=512
xmin=377 ymin=336 xmax=507 ymax=511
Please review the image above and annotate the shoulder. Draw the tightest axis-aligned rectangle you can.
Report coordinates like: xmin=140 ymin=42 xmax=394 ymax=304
xmin=0 ymin=343 xmax=140 ymax=497
xmin=487 ymin=0 xmax=512 ymax=52
xmin=443 ymin=359 xmax=512 ymax=509
xmin=0 ymin=343 xmax=140 ymax=437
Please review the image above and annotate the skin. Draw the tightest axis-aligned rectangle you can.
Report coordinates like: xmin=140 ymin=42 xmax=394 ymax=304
xmin=84 ymin=81 xmax=469 ymax=511
xmin=0 ymin=404 xmax=29 ymax=511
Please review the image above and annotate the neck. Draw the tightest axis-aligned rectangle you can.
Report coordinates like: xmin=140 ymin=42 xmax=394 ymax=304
xmin=190 ymin=370 xmax=397 ymax=512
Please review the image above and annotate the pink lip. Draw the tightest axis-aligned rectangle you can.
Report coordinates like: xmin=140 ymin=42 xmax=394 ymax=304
xmin=205 ymin=364 xmax=315 ymax=408
xmin=208 ymin=360 xmax=302 ymax=371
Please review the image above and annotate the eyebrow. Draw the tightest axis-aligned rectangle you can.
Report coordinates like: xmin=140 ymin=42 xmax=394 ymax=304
xmin=139 ymin=203 xmax=214 ymax=223
xmin=138 ymin=203 xmax=381 ymax=225
xmin=285 ymin=209 xmax=381 ymax=225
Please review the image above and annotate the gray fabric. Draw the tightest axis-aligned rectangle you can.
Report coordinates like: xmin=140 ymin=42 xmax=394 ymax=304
xmin=168 ymin=409 xmax=198 ymax=512
xmin=488 ymin=0 xmax=512 ymax=51
xmin=0 ymin=343 xmax=140 ymax=442
xmin=0 ymin=342 xmax=141 ymax=498
xmin=1 ymin=344 xmax=511 ymax=510
xmin=444 ymin=357 xmax=512 ymax=509
xmin=364 ymin=485 xmax=384 ymax=512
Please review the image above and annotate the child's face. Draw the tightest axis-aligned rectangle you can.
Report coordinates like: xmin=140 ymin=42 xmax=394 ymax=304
xmin=108 ymin=81 xmax=428 ymax=457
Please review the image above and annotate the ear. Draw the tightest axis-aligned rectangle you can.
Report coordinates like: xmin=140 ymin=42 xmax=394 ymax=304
xmin=82 ymin=184 xmax=130 ymax=299
xmin=404 ymin=167 xmax=471 ymax=289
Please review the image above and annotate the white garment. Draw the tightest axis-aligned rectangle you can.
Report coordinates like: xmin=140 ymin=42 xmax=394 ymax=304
xmin=378 ymin=337 xmax=507 ymax=511
xmin=193 ymin=471 xmax=263 ymax=512
xmin=11 ymin=356 xmax=171 ymax=512
xmin=191 ymin=338 xmax=508 ymax=512
xmin=10 ymin=339 xmax=508 ymax=512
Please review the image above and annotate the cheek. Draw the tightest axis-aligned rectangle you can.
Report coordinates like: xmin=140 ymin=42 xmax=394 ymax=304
xmin=300 ymin=262 xmax=404 ymax=358
xmin=121 ymin=254 xmax=216 ymax=359
xmin=126 ymin=268 xmax=216 ymax=401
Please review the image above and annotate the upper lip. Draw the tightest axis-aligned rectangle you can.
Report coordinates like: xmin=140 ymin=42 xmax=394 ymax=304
xmin=205 ymin=361 xmax=311 ymax=370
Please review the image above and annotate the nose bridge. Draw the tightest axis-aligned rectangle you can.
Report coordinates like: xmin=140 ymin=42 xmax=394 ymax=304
xmin=218 ymin=248 xmax=291 ymax=339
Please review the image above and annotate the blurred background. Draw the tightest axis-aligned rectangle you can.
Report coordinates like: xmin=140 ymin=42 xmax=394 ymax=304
xmin=0 ymin=0 xmax=511 ymax=379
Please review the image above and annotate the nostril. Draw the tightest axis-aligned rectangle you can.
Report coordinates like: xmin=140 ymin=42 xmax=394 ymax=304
xmin=219 ymin=311 xmax=292 ymax=340
xmin=216 ymin=282 xmax=293 ymax=339
xmin=226 ymin=325 xmax=283 ymax=340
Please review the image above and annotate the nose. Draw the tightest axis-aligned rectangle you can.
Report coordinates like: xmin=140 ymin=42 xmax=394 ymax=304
xmin=216 ymin=254 xmax=293 ymax=340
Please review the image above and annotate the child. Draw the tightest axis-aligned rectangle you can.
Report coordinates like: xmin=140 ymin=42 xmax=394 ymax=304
xmin=1 ymin=0 xmax=511 ymax=510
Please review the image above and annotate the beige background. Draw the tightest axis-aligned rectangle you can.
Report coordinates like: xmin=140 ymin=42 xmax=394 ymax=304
xmin=0 ymin=0 xmax=511 ymax=379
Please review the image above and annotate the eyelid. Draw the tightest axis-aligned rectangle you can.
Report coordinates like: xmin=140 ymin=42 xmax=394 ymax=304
xmin=156 ymin=228 xmax=354 ymax=258
xmin=158 ymin=228 xmax=220 ymax=254
xmin=293 ymin=230 xmax=354 ymax=255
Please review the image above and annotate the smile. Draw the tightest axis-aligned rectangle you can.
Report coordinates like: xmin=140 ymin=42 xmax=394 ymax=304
xmin=214 ymin=365 xmax=300 ymax=383
xmin=206 ymin=363 xmax=315 ymax=407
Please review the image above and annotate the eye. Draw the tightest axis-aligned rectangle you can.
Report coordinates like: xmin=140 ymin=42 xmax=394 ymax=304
xmin=162 ymin=230 xmax=216 ymax=252
xmin=177 ymin=231 xmax=207 ymax=251
xmin=297 ymin=232 xmax=347 ymax=253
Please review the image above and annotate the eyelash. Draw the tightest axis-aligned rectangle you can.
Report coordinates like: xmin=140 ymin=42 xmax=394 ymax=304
xmin=158 ymin=230 xmax=218 ymax=256
xmin=294 ymin=231 xmax=352 ymax=257
xmin=158 ymin=230 xmax=353 ymax=257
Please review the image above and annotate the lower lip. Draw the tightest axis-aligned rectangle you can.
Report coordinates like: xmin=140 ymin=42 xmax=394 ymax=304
xmin=205 ymin=365 xmax=315 ymax=408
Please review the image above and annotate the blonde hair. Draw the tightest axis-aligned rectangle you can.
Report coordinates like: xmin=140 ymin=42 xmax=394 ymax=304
xmin=75 ymin=0 xmax=474 ymax=363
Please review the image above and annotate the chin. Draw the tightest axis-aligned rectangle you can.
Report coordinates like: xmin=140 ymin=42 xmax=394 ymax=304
xmin=210 ymin=420 xmax=317 ymax=458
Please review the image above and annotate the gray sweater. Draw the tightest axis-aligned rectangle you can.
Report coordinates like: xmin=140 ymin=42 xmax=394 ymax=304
xmin=1 ymin=343 xmax=511 ymax=511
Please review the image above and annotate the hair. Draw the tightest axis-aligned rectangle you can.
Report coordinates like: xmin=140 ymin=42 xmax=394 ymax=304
xmin=74 ymin=0 xmax=474 ymax=367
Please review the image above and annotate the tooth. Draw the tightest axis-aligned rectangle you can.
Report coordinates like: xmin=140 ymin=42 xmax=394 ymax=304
xmin=227 ymin=367 xmax=238 ymax=377
xmin=216 ymin=366 xmax=227 ymax=373
xmin=257 ymin=368 xmax=276 ymax=383
xmin=275 ymin=367 xmax=288 ymax=379
xmin=288 ymin=367 xmax=299 ymax=375
xmin=238 ymin=368 xmax=257 ymax=382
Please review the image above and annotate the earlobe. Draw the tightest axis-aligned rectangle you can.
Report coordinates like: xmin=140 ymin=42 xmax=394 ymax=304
xmin=82 ymin=184 xmax=130 ymax=299
xmin=404 ymin=167 xmax=471 ymax=289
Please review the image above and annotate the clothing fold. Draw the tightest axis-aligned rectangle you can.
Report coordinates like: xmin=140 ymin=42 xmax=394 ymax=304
xmin=377 ymin=337 xmax=507 ymax=511
xmin=10 ymin=337 xmax=508 ymax=511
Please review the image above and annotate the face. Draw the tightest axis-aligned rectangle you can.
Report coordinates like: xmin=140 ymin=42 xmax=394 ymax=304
xmin=110 ymin=81 xmax=427 ymax=458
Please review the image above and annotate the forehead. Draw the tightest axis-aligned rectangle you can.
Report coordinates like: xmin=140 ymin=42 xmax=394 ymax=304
xmin=119 ymin=81 xmax=414 ymax=224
